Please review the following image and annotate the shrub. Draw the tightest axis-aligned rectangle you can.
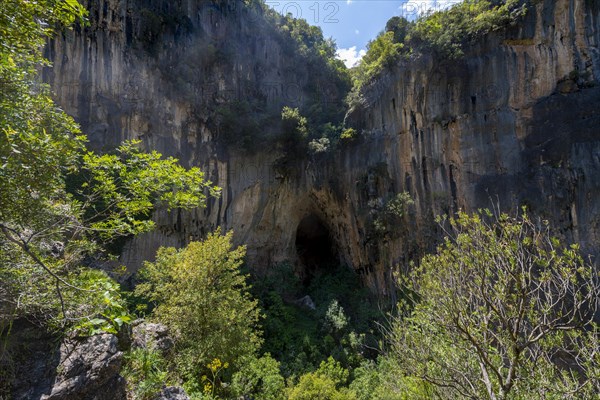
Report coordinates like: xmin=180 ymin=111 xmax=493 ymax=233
xmin=288 ymin=357 xmax=356 ymax=400
xmin=231 ymin=354 xmax=285 ymax=400
xmin=340 ymin=128 xmax=358 ymax=141
xmin=388 ymin=210 xmax=600 ymax=398
xmin=135 ymin=230 xmax=262 ymax=394
xmin=122 ymin=347 xmax=169 ymax=400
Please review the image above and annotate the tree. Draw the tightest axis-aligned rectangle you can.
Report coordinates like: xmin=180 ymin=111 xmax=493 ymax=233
xmin=231 ymin=354 xmax=285 ymax=400
xmin=351 ymin=31 xmax=403 ymax=90
xmin=134 ymin=230 xmax=262 ymax=392
xmin=288 ymin=357 xmax=356 ymax=400
xmin=388 ymin=210 xmax=600 ymax=399
xmin=0 ymin=0 xmax=218 ymax=333
xmin=385 ymin=16 xmax=411 ymax=45
xmin=278 ymin=106 xmax=309 ymax=161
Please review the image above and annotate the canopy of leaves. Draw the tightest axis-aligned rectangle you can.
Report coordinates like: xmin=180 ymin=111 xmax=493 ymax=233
xmin=231 ymin=353 xmax=285 ymax=400
xmin=0 ymin=0 xmax=218 ymax=334
xmin=135 ymin=230 xmax=262 ymax=393
xmin=287 ymin=357 xmax=356 ymax=400
xmin=388 ymin=210 xmax=600 ymax=399
xmin=75 ymin=140 xmax=219 ymax=242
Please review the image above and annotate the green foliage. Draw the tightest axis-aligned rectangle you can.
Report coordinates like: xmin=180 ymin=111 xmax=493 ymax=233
xmin=76 ymin=140 xmax=219 ymax=242
xmin=287 ymin=372 xmax=346 ymax=400
xmin=251 ymin=263 xmax=384 ymax=381
xmin=388 ymin=210 xmax=600 ymax=399
xmin=308 ymin=137 xmax=330 ymax=154
xmin=210 ymin=5 xmax=348 ymax=157
xmin=67 ymin=270 xmax=131 ymax=335
xmin=372 ymin=192 xmax=414 ymax=239
xmin=352 ymin=32 xmax=404 ymax=90
xmin=271 ymin=12 xmax=351 ymax=125
xmin=340 ymin=128 xmax=358 ymax=142
xmin=409 ymin=0 xmax=526 ymax=59
xmin=324 ymin=300 xmax=348 ymax=333
xmin=287 ymin=357 xmax=356 ymax=400
xmin=278 ymin=107 xmax=309 ymax=162
xmin=135 ymin=230 xmax=262 ymax=396
xmin=1 ymin=0 xmax=86 ymax=229
xmin=231 ymin=354 xmax=285 ymax=400
xmin=0 ymin=0 xmax=218 ymax=335
xmin=350 ymin=0 xmax=527 ymax=93
xmin=122 ymin=347 xmax=169 ymax=400
xmin=281 ymin=106 xmax=308 ymax=138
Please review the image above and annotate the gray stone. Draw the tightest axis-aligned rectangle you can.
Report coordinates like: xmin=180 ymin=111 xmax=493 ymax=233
xmin=41 ymin=334 xmax=126 ymax=400
xmin=154 ymin=386 xmax=190 ymax=400
xmin=44 ymin=0 xmax=600 ymax=296
xmin=132 ymin=321 xmax=174 ymax=354
xmin=294 ymin=295 xmax=316 ymax=310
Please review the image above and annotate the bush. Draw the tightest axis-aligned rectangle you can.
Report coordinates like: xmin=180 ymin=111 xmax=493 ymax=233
xmin=122 ymin=348 xmax=169 ymax=400
xmin=231 ymin=354 xmax=285 ymax=400
xmin=288 ymin=357 xmax=356 ymax=400
xmin=388 ymin=210 xmax=600 ymax=399
xmin=372 ymin=192 xmax=414 ymax=239
xmin=134 ymin=230 xmax=262 ymax=395
xmin=340 ymin=128 xmax=358 ymax=141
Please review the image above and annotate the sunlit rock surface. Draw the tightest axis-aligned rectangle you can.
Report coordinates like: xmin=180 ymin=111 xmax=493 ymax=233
xmin=45 ymin=0 xmax=600 ymax=294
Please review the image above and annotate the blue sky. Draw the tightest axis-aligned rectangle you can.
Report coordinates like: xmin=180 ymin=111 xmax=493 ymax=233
xmin=265 ymin=0 xmax=452 ymax=67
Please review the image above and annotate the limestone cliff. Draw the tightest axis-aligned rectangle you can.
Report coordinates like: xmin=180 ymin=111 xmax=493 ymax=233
xmin=45 ymin=0 xmax=600 ymax=295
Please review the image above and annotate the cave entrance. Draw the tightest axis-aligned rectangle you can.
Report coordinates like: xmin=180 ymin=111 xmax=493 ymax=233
xmin=295 ymin=214 xmax=337 ymax=286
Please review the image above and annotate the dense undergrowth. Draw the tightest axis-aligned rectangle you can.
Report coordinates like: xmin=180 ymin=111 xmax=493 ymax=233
xmin=123 ymin=212 xmax=600 ymax=399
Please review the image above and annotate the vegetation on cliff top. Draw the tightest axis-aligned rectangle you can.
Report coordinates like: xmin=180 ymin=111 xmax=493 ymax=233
xmin=349 ymin=0 xmax=528 ymax=99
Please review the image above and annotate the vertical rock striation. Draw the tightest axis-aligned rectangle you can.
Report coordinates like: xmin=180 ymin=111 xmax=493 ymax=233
xmin=45 ymin=0 xmax=600 ymax=294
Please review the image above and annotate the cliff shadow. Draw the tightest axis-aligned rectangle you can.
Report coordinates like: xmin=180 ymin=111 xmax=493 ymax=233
xmin=295 ymin=214 xmax=337 ymax=286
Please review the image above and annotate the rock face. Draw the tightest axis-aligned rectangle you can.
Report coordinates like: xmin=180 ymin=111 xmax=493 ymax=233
xmin=155 ymin=386 xmax=190 ymax=400
xmin=41 ymin=334 xmax=126 ymax=400
xmin=3 ymin=321 xmax=126 ymax=400
xmin=45 ymin=0 xmax=600 ymax=294
xmin=131 ymin=320 xmax=174 ymax=354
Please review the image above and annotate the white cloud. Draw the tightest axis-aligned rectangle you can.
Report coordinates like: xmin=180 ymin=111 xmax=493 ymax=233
xmin=347 ymin=0 xmax=353 ymax=4
xmin=336 ymin=46 xmax=366 ymax=68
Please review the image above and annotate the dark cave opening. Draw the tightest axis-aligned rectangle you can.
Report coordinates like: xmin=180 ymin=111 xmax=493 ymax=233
xmin=295 ymin=214 xmax=337 ymax=286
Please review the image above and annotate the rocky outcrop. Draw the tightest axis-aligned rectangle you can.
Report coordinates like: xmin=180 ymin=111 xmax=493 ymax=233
xmin=3 ymin=321 xmax=126 ymax=400
xmin=44 ymin=0 xmax=600 ymax=294
xmin=154 ymin=386 xmax=190 ymax=400
xmin=41 ymin=334 xmax=126 ymax=400
xmin=344 ymin=0 xmax=600 ymax=289
xmin=131 ymin=320 xmax=174 ymax=354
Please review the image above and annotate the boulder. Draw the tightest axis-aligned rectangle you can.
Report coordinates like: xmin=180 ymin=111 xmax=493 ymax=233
xmin=41 ymin=334 xmax=126 ymax=400
xmin=294 ymin=295 xmax=316 ymax=310
xmin=131 ymin=321 xmax=174 ymax=354
xmin=154 ymin=386 xmax=190 ymax=400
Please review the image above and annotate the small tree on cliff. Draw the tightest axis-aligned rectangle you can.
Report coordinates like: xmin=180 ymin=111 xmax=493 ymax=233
xmin=388 ymin=210 xmax=600 ymax=399
xmin=279 ymin=106 xmax=308 ymax=160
